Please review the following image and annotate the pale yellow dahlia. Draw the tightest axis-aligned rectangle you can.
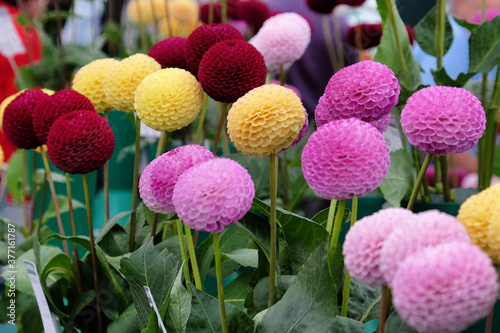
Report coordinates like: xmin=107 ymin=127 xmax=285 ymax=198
xmin=159 ymin=16 xmax=200 ymax=38
xmin=227 ymin=85 xmax=305 ymax=157
xmin=170 ymin=0 xmax=198 ymax=22
xmin=488 ymin=203 xmax=500 ymax=259
xmin=103 ymin=54 xmax=161 ymax=112
xmin=127 ymin=0 xmax=167 ymax=25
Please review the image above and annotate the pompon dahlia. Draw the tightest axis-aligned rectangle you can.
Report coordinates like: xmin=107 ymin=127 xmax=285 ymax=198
xmin=139 ymin=144 xmax=214 ymax=214
xmin=301 ymin=118 xmax=389 ymax=200
xmin=235 ymin=0 xmax=270 ymax=31
xmin=0 ymin=91 xmax=22 ymax=128
xmin=173 ymin=158 xmax=255 ymax=233
xmin=278 ymin=109 xmax=309 ymax=154
xmin=72 ymin=58 xmax=120 ymax=113
xmin=103 ymin=54 xmax=161 ymax=112
xmin=315 ymin=60 xmax=400 ymax=125
xmin=32 ymin=89 xmax=95 ymax=144
xmin=2 ymin=89 xmax=49 ymax=149
xmin=200 ymin=2 xmax=222 ymax=23
xmin=380 ymin=210 xmax=471 ymax=285
xmin=488 ymin=203 xmax=500 ymax=258
xmin=185 ymin=23 xmax=245 ymax=76
xmin=134 ymin=68 xmax=203 ymax=132
xmin=198 ymin=39 xmax=267 ymax=103
xmin=370 ymin=113 xmax=391 ymax=133
xmin=306 ymin=0 xmax=338 ymax=14
xmin=227 ymin=85 xmax=305 ymax=157
xmin=343 ymin=208 xmax=415 ymax=287
xmin=148 ymin=37 xmax=188 ymax=70
xmin=401 ymin=86 xmax=486 ymax=156
xmin=392 ymin=242 xmax=498 ymax=333
xmin=249 ymin=12 xmax=311 ymax=74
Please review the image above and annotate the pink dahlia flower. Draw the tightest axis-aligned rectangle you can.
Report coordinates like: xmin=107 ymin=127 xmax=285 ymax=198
xmin=370 ymin=113 xmax=391 ymax=133
xmin=173 ymin=158 xmax=255 ymax=233
xmin=401 ymin=86 xmax=486 ymax=156
xmin=469 ymin=8 xmax=500 ymax=24
xmin=302 ymin=118 xmax=390 ymax=200
xmin=393 ymin=242 xmax=498 ymax=333
xmin=343 ymin=208 xmax=415 ymax=287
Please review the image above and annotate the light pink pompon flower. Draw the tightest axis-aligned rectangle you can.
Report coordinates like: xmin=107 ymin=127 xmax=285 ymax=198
xmin=401 ymin=86 xmax=486 ymax=156
xmin=173 ymin=158 xmax=255 ymax=233
xmin=139 ymin=145 xmax=214 ymax=214
xmin=392 ymin=242 xmax=498 ymax=333
xmin=343 ymin=208 xmax=415 ymax=287
xmin=380 ymin=210 xmax=471 ymax=285
xmin=301 ymin=118 xmax=390 ymax=200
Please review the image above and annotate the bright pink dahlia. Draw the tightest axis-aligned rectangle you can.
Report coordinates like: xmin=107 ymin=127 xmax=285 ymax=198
xmin=47 ymin=110 xmax=114 ymax=174
xmin=173 ymin=158 xmax=255 ymax=233
xmin=343 ymin=208 xmax=415 ymax=287
xmin=185 ymin=23 xmax=245 ymax=76
xmin=370 ymin=113 xmax=391 ymax=133
xmin=315 ymin=60 xmax=400 ymax=125
xmin=380 ymin=210 xmax=471 ymax=285
xmin=235 ymin=0 xmax=270 ymax=32
xmin=401 ymin=86 xmax=486 ymax=156
xmin=469 ymin=8 xmax=500 ymax=24
xmin=200 ymin=2 xmax=222 ymax=23
xmin=198 ymin=39 xmax=267 ymax=103
xmin=392 ymin=242 xmax=498 ymax=333
xmin=2 ymin=89 xmax=49 ymax=149
xmin=306 ymin=0 xmax=337 ymax=14
xmin=148 ymin=37 xmax=188 ymax=70
xmin=302 ymin=118 xmax=390 ymax=200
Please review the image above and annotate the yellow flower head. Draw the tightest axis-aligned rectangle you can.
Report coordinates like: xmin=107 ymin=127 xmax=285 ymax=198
xmin=134 ymin=68 xmax=203 ymax=132
xmin=227 ymin=85 xmax=305 ymax=157
xmin=103 ymin=54 xmax=161 ymax=112
xmin=170 ymin=0 xmax=198 ymax=22
xmin=488 ymin=202 xmax=500 ymax=259
xmin=127 ymin=0 xmax=167 ymax=25
xmin=72 ymin=58 xmax=119 ymax=113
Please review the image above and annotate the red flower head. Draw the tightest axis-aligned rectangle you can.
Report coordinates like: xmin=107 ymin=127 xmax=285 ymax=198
xmin=148 ymin=37 xmax=188 ymax=70
xmin=200 ymin=2 xmax=222 ymax=23
xmin=306 ymin=0 xmax=338 ymax=14
xmin=235 ymin=0 xmax=270 ymax=32
xmin=337 ymin=0 xmax=366 ymax=6
xmin=227 ymin=0 xmax=240 ymax=19
xmin=347 ymin=23 xmax=414 ymax=49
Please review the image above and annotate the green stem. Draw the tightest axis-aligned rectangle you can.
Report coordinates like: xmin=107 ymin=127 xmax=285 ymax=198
xmin=220 ymin=0 xmax=227 ymax=24
xmin=214 ymin=233 xmax=228 ymax=333
xmin=66 ymin=173 xmax=82 ymax=293
xmin=435 ymin=0 xmax=446 ymax=69
xmin=209 ymin=0 xmax=214 ymax=24
xmin=407 ymin=153 xmax=433 ymax=211
xmin=212 ymin=102 xmax=228 ymax=155
xmin=384 ymin=0 xmax=409 ymax=86
xmin=194 ymin=94 xmax=209 ymax=145
xmin=156 ymin=131 xmax=165 ymax=157
xmin=325 ymin=199 xmax=337 ymax=235
xmin=129 ymin=116 xmax=141 ymax=252
xmin=176 ymin=220 xmax=192 ymax=285
xmin=151 ymin=213 xmax=159 ymax=238
xmin=37 ymin=171 xmax=47 ymax=232
xmin=104 ymin=111 xmax=110 ymax=222
xmin=29 ymin=150 xmax=37 ymax=234
xmin=341 ymin=197 xmax=357 ymax=317
xmin=281 ymin=151 xmax=290 ymax=209
xmin=22 ymin=149 xmax=28 ymax=231
xmin=434 ymin=155 xmax=443 ymax=194
xmin=328 ymin=199 xmax=346 ymax=267
xmin=440 ymin=155 xmax=455 ymax=202
xmin=268 ymin=153 xmax=278 ymax=307
xmin=332 ymin=11 xmax=345 ymax=69
xmin=322 ymin=15 xmax=339 ymax=72
xmin=279 ymin=64 xmax=286 ymax=86
xmin=184 ymin=223 xmax=203 ymax=290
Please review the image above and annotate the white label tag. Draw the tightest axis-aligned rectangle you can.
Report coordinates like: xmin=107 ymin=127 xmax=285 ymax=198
xmin=143 ymin=286 xmax=168 ymax=333
xmin=0 ymin=7 xmax=26 ymax=57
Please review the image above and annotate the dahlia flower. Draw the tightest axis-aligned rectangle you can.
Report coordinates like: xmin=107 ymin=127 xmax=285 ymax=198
xmin=148 ymin=37 xmax=188 ymax=69
xmin=370 ymin=113 xmax=391 ymax=133
xmin=469 ymin=8 xmax=500 ymax=24
xmin=489 ymin=204 xmax=500 ymax=258
xmin=200 ymin=2 xmax=222 ymax=23
xmin=306 ymin=0 xmax=337 ymax=14
xmin=278 ymin=109 xmax=309 ymax=154
xmin=0 ymin=91 xmax=22 ymax=128
xmin=126 ymin=0 xmax=167 ymax=25
xmin=234 ymin=0 xmax=270 ymax=31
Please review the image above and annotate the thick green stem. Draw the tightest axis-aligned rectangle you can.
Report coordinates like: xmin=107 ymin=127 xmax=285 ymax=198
xmin=279 ymin=64 xmax=286 ymax=86
xmin=220 ymin=0 xmax=227 ymax=23
xmin=384 ymin=0 xmax=409 ymax=86
xmin=268 ymin=153 xmax=278 ymax=307
xmin=156 ymin=131 xmax=165 ymax=157
xmin=407 ymin=153 xmax=433 ymax=211
xmin=333 ymin=11 xmax=345 ymax=69
xmin=37 ymin=171 xmax=47 ymax=232
xmin=129 ymin=117 xmax=141 ymax=252
xmin=184 ymin=224 xmax=203 ymax=290
xmin=176 ymin=220 xmax=192 ymax=285
xmin=341 ymin=197 xmax=357 ymax=317
xmin=194 ymin=94 xmax=209 ymax=145
xmin=209 ymin=0 xmax=214 ymax=24
xmin=328 ymin=199 xmax=346 ymax=267
xmin=22 ymin=150 xmax=28 ymax=230
xmin=66 ymin=173 xmax=82 ymax=293
xmin=434 ymin=155 xmax=443 ymax=194
xmin=151 ymin=213 xmax=159 ymax=238
xmin=212 ymin=103 xmax=228 ymax=155
xmin=440 ymin=155 xmax=455 ymax=202
xmin=29 ymin=150 xmax=37 ymax=233
xmin=322 ymin=15 xmax=339 ymax=72
xmin=325 ymin=199 xmax=337 ymax=235
xmin=435 ymin=0 xmax=446 ymax=69
xmin=214 ymin=233 xmax=228 ymax=333
xmin=104 ymin=111 xmax=110 ymax=222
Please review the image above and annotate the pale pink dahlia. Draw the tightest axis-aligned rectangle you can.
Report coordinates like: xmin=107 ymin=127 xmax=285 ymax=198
xmin=392 ymin=242 xmax=498 ymax=333
xmin=380 ymin=210 xmax=471 ymax=285
xmin=343 ymin=208 xmax=415 ymax=287
xmin=401 ymin=86 xmax=486 ymax=156
xmin=301 ymin=118 xmax=390 ymax=200
xmin=173 ymin=158 xmax=255 ymax=233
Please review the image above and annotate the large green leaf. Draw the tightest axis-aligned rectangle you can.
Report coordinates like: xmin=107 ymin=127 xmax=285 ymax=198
xmin=42 ymin=195 xmax=85 ymax=224
xmin=222 ymin=249 xmax=258 ymax=268
xmin=469 ymin=15 xmax=500 ymax=73
xmin=108 ymin=304 xmax=141 ymax=333
xmin=164 ymin=264 xmax=191 ymax=333
xmin=5 ymin=150 xmax=24 ymax=202
xmin=414 ymin=5 xmax=453 ymax=57
xmin=347 ymin=278 xmax=381 ymax=323
xmin=252 ymin=276 xmax=296 ymax=312
xmin=493 ymin=145 xmax=500 ymax=177
xmin=64 ymin=290 xmax=96 ymax=331
xmin=237 ymin=212 xmax=271 ymax=260
xmin=329 ymin=317 xmax=364 ymax=332
xmin=431 ymin=67 xmax=476 ymax=87
xmin=224 ymin=271 xmax=253 ymax=309
xmin=379 ymin=149 xmax=415 ymax=207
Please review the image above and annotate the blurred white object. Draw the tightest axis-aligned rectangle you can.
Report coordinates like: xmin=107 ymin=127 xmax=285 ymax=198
xmin=461 ymin=173 xmax=500 ymax=188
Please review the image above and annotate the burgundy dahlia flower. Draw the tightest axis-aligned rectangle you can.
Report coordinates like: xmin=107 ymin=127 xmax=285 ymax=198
xmin=200 ymin=2 xmax=222 ymax=23
xmin=148 ymin=37 xmax=188 ymax=70
xmin=235 ymin=0 xmax=270 ymax=32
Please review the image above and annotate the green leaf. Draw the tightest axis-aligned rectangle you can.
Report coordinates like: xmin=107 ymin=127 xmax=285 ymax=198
xmin=124 ymin=204 xmax=153 ymax=249
xmin=329 ymin=317 xmax=364 ymax=332
xmin=346 ymin=278 xmax=381 ymax=323
xmin=96 ymin=210 xmax=132 ymax=243
xmin=237 ymin=212 xmax=271 ymax=260
xmin=311 ymin=206 xmax=350 ymax=229
xmin=469 ymin=15 xmax=500 ymax=73
xmin=223 ymin=249 xmax=258 ymax=268
xmin=64 ymin=290 xmax=96 ymax=331
xmin=493 ymin=145 xmax=500 ymax=177
xmin=42 ymin=195 xmax=85 ymax=224
xmin=431 ymin=67 xmax=476 ymax=87
xmin=108 ymin=304 xmax=142 ymax=333
xmin=5 ymin=150 xmax=24 ymax=202
xmin=142 ymin=307 xmax=162 ymax=333
xmin=454 ymin=17 xmax=479 ymax=32
xmin=379 ymin=149 xmax=415 ymax=207
xmin=63 ymin=44 xmax=107 ymax=67
xmin=414 ymin=5 xmax=453 ymax=57
xmin=142 ymin=203 xmax=175 ymax=228
xmin=252 ymin=276 xmax=296 ymax=312
xmin=385 ymin=310 xmax=418 ymax=332
xmin=224 ymin=271 xmax=253 ymax=309
xmin=164 ymin=264 xmax=191 ymax=333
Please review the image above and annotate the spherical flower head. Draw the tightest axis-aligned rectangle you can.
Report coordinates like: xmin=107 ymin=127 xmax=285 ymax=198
xmin=302 ymin=118 xmax=389 ymax=200
xmin=159 ymin=16 xmax=199 ymax=38
xmin=134 ymin=68 xmax=203 ymax=132
xmin=235 ymin=0 xmax=270 ymax=31
xmin=343 ymin=208 xmax=415 ymax=287
xmin=33 ymin=89 xmax=95 ymax=144
xmin=173 ymin=158 xmax=255 ymax=233
xmin=346 ymin=24 xmax=382 ymax=49
xmin=227 ymin=85 xmax=305 ymax=157
xmin=392 ymin=242 xmax=498 ymax=333
xmin=0 ymin=91 xmax=22 ymax=128
xmin=337 ymin=0 xmax=366 ymax=6
xmin=278 ymin=108 xmax=309 ymax=154
xmin=2 ymin=89 xmax=49 ymax=149
xmin=306 ymin=0 xmax=338 ymax=14
xmin=103 ymin=54 xmax=161 ymax=112
xmin=148 ymin=37 xmax=188 ymax=70
xmin=380 ymin=210 xmax=471 ymax=285
xmin=268 ymin=80 xmax=301 ymax=99
xmin=401 ymin=86 xmax=486 ymax=156
xmin=72 ymin=58 xmax=120 ymax=113
xmin=170 ymin=0 xmax=198 ymax=23
xmin=315 ymin=60 xmax=400 ymax=125
xmin=127 ymin=0 xmax=167 ymax=25
xmin=469 ymin=8 xmax=500 ymax=24
xmin=488 ymin=203 xmax=500 ymax=259
xmin=198 ymin=39 xmax=267 ymax=103
xmin=185 ymin=23 xmax=245 ymax=76
xmin=47 ymin=110 xmax=115 ymax=174
xmin=200 ymin=2 xmax=222 ymax=23
xmin=249 ymin=12 xmax=311 ymax=74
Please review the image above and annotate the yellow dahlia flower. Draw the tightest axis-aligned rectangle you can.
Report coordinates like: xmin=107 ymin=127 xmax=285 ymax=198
xmin=227 ymin=85 xmax=305 ymax=157
xmin=103 ymin=54 xmax=161 ymax=112
xmin=159 ymin=16 xmax=200 ymax=38
xmin=134 ymin=68 xmax=203 ymax=132
xmin=488 ymin=202 xmax=500 ymax=260
xmin=170 ymin=0 xmax=198 ymax=22
xmin=127 ymin=0 xmax=167 ymax=25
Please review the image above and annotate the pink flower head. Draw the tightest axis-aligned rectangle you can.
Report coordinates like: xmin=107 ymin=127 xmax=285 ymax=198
xmin=173 ymin=158 xmax=255 ymax=233
xmin=302 ymin=118 xmax=390 ymax=200
xmin=380 ymin=210 xmax=471 ymax=285
xmin=343 ymin=208 xmax=415 ymax=287
xmin=315 ymin=60 xmax=400 ymax=125
xmin=401 ymin=86 xmax=486 ymax=156
xmin=469 ymin=8 xmax=500 ymax=24
xmin=140 ymin=144 xmax=214 ymax=214
xmin=148 ymin=37 xmax=188 ymax=70
xmin=278 ymin=109 xmax=308 ymax=154
xmin=370 ymin=113 xmax=391 ymax=133
xmin=393 ymin=242 xmax=498 ymax=333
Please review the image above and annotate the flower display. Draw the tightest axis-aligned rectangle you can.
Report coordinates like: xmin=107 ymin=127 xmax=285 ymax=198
xmin=72 ymin=58 xmax=120 ymax=113
xmin=343 ymin=208 xmax=414 ymax=287
xmin=200 ymin=2 xmax=222 ymax=23
xmin=103 ymin=54 xmax=161 ymax=112
xmin=315 ymin=60 xmax=400 ymax=125
xmin=173 ymin=158 xmax=255 ymax=233
xmin=198 ymin=39 xmax=267 ymax=103
xmin=401 ymin=86 xmax=486 ymax=156
xmin=227 ymin=85 xmax=305 ymax=157
xmin=46 ymin=110 xmax=115 ymax=174
xmin=148 ymin=37 xmax=188 ymax=70
xmin=134 ymin=68 xmax=203 ymax=132
xmin=302 ymin=118 xmax=390 ymax=200
xmin=234 ymin=0 xmax=270 ymax=31
xmin=392 ymin=242 xmax=498 ymax=333
xmin=306 ymin=0 xmax=337 ymax=14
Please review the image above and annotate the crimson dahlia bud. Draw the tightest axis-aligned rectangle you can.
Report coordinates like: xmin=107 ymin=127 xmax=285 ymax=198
xmin=306 ymin=0 xmax=337 ymax=14
xmin=148 ymin=37 xmax=188 ymax=70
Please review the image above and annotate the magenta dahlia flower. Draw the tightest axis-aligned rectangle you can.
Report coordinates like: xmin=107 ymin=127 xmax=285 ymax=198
xmin=306 ymin=0 xmax=337 ymax=14
xmin=469 ymin=8 xmax=500 ymax=24
xmin=370 ymin=113 xmax=391 ymax=133
xmin=148 ymin=37 xmax=188 ymax=70
xmin=173 ymin=158 xmax=255 ymax=233
xmin=302 ymin=118 xmax=390 ymax=200
xmin=392 ymin=242 xmax=498 ymax=333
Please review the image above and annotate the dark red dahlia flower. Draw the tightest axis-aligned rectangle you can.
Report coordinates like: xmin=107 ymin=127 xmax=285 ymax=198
xmin=306 ymin=0 xmax=338 ymax=14
xmin=235 ymin=0 xmax=270 ymax=32
xmin=346 ymin=23 xmax=382 ymax=49
xmin=200 ymin=2 xmax=222 ymax=24
xmin=227 ymin=0 xmax=240 ymax=19
xmin=47 ymin=110 xmax=115 ymax=174
xmin=148 ymin=37 xmax=188 ymax=70
xmin=405 ymin=24 xmax=415 ymax=45
xmin=337 ymin=0 xmax=366 ymax=6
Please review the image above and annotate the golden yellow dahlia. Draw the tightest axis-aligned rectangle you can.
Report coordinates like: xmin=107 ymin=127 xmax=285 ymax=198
xmin=170 ymin=0 xmax=198 ymax=22
xmin=127 ymin=0 xmax=167 ymax=25
xmin=134 ymin=68 xmax=203 ymax=132
xmin=227 ymin=85 xmax=305 ymax=157
xmin=159 ymin=16 xmax=200 ymax=38
xmin=103 ymin=54 xmax=161 ymax=112
xmin=488 ymin=202 xmax=500 ymax=260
